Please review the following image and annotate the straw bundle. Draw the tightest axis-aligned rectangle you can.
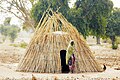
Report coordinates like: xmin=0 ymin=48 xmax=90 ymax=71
xmin=17 ymin=9 xmax=102 ymax=73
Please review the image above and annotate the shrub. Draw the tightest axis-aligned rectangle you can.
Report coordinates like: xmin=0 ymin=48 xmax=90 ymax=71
xmin=19 ymin=42 xmax=28 ymax=48
xmin=116 ymin=37 xmax=120 ymax=44
xmin=9 ymin=44 xmax=18 ymax=47
xmin=112 ymin=43 xmax=118 ymax=49
xmin=10 ymin=42 xmax=28 ymax=48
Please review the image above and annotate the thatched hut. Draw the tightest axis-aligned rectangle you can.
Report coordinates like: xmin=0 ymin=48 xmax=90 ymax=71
xmin=17 ymin=9 xmax=102 ymax=73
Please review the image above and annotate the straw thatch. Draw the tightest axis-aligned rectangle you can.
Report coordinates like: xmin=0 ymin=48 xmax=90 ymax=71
xmin=17 ymin=9 xmax=102 ymax=73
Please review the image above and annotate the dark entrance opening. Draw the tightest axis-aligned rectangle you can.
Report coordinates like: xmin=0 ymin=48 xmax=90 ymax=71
xmin=60 ymin=50 xmax=70 ymax=73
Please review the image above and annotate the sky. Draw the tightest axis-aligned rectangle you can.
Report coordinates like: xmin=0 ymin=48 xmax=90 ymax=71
xmin=112 ymin=0 xmax=120 ymax=8
xmin=0 ymin=0 xmax=120 ymax=25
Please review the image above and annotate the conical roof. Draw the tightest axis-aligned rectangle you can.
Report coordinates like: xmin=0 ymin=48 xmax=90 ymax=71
xmin=17 ymin=9 xmax=102 ymax=73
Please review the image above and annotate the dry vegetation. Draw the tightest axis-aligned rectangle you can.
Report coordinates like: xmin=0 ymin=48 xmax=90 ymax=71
xmin=0 ymin=38 xmax=120 ymax=80
xmin=0 ymin=11 xmax=120 ymax=79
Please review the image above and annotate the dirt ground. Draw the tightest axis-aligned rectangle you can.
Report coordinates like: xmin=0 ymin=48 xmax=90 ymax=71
xmin=0 ymin=38 xmax=120 ymax=80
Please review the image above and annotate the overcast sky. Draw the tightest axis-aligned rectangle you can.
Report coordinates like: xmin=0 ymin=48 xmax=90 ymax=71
xmin=112 ymin=0 xmax=120 ymax=8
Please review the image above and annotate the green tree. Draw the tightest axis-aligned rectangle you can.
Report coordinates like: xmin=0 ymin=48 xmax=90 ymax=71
xmin=0 ymin=17 xmax=20 ymax=43
xmin=8 ymin=26 xmax=20 ymax=43
xmin=106 ymin=8 xmax=120 ymax=49
xmin=31 ymin=0 xmax=70 ymax=27
xmin=0 ymin=25 xmax=10 ymax=42
xmin=88 ymin=0 xmax=113 ymax=44
xmin=0 ymin=17 xmax=11 ymax=42
xmin=70 ymin=0 xmax=113 ymax=43
xmin=0 ymin=25 xmax=20 ymax=43
xmin=67 ymin=8 xmax=90 ymax=38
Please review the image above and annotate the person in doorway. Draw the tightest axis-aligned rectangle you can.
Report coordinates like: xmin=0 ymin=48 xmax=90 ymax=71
xmin=66 ymin=40 xmax=76 ymax=73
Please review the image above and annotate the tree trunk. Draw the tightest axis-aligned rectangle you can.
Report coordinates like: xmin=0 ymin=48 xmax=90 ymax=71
xmin=110 ymin=36 xmax=115 ymax=46
xmin=2 ymin=36 xmax=6 ymax=42
xmin=103 ymin=39 xmax=107 ymax=43
xmin=96 ymin=36 xmax=100 ymax=44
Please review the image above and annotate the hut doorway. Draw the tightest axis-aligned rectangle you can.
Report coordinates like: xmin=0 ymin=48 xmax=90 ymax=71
xmin=60 ymin=50 xmax=70 ymax=73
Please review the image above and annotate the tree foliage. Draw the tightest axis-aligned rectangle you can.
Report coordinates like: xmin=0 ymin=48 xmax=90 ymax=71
xmin=0 ymin=17 xmax=20 ymax=43
xmin=68 ymin=0 xmax=113 ymax=42
xmin=106 ymin=8 xmax=120 ymax=37
xmin=31 ymin=0 xmax=70 ymax=27
xmin=8 ymin=26 xmax=20 ymax=43
xmin=0 ymin=25 xmax=20 ymax=43
xmin=88 ymin=0 xmax=113 ymax=36
xmin=67 ymin=8 xmax=89 ymax=38
xmin=106 ymin=8 xmax=120 ymax=49
xmin=0 ymin=25 xmax=9 ymax=39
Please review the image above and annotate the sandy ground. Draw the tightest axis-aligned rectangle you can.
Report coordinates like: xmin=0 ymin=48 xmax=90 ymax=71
xmin=0 ymin=39 xmax=120 ymax=80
